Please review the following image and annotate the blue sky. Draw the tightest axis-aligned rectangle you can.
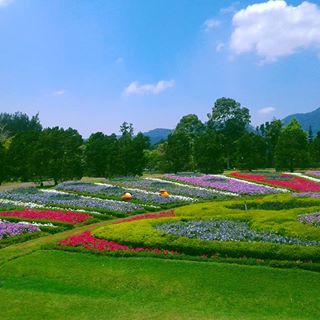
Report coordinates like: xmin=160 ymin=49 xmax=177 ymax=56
xmin=0 ymin=0 xmax=320 ymax=137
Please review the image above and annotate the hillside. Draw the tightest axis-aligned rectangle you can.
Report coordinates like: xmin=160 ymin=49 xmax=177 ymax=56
xmin=143 ymin=128 xmax=172 ymax=145
xmin=282 ymin=107 xmax=320 ymax=133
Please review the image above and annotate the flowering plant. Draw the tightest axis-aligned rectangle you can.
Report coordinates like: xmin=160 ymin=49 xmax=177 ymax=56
xmin=230 ymin=172 xmax=320 ymax=192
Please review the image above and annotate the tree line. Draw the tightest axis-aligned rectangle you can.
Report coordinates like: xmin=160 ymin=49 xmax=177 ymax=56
xmin=1 ymin=98 xmax=320 ymax=184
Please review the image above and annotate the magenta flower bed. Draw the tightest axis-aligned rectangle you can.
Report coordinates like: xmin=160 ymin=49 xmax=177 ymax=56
xmin=164 ymin=174 xmax=278 ymax=195
xmin=0 ymin=209 xmax=92 ymax=224
xmin=59 ymin=231 xmax=178 ymax=255
xmin=112 ymin=210 xmax=175 ymax=225
xmin=0 ymin=221 xmax=40 ymax=239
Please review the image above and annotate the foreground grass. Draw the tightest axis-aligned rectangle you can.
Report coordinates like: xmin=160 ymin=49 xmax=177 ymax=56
xmin=0 ymin=250 xmax=319 ymax=320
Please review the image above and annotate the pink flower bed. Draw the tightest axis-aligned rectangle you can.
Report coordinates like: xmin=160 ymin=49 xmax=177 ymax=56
xmin=112 ymin=210 xmax=175 ymax=224
xmin=0 ymin=209 xmax=92 ymax=224
xmin=59 ymin=231 xmax=178 ymax=255
xmin=230 ymin=172 xmax=320 ymax=192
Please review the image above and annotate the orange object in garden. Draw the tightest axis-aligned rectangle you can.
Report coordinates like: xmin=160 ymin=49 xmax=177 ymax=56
xmin=159 ymin=189 xmax=170 ymax=197
xmin=121 ymin=192 xmax=133 ymax=200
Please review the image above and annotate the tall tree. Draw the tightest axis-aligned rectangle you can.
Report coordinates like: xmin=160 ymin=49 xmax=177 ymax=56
xmin=257 ymin=119 xmax=282 ymax=167
xmin=0 ymin=112 xmax=42 ymax=138
xmin=164 ymin=131 xmax=191 ymax=173
xmin=194 ymin=127 xmax=224 ymax=173
xmin=207 ymin=97 xmax=251 ymax=168
xmin=235 ymin=133 xmax=266 ymax=170
xmin=0 ymin=142 xmax=6 ymax=184
xmin=309 ymin=132 xmax=320 ymax=166
xmin=274 ymin=119 xmax=309 ymax=172
xmin=6 ymin=131 xmax=41 ymax=181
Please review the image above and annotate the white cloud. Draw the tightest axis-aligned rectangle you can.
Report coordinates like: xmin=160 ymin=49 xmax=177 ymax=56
xmin=123 ymin=80 xmax=175 ymax=96
xmin=203 ymin=19 xmax=221 ymax=32
xmin=220 ymin=2 xmax=240 ymax=15
xmin=0 ymin=0 xmax=13 ymax=6
xmin=230 ymin=0 xmax=320 ymax=62
xmin=259 ymin=107 xmax=276 ymax=115
xmin=53 ymin=90 xmax=66 ymax=96
xmin=216 ymin=42 xmax=225 ymax=52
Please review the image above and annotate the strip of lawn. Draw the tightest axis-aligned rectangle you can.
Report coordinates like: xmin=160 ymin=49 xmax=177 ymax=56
xmin=0 ymin=250 xmax=319 ymax=320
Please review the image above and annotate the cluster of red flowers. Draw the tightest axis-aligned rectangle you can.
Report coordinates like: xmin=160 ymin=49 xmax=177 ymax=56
xmin=59 ymin=231 xmax=178 ymax=255
xmin=112 ymin=210 xmax=175 ymax=224
xmin=0 ymin=209 xmax=92 ymax=224
xmin=230 ymin=172 xmax=320 ymax=192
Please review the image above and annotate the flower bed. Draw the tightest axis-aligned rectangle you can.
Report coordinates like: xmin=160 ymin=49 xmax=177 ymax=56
xmin=164 ymin=174 xmax=279 ymax=195
xmin=113 ymin=210 xmax=175 ymax=224
xmin=0 ymin=221 xmax=40 ymax=239
xmin=59 ymin=231 xmax=178 ymax=255
xmin=299 ymin=213 xmax=320 ymax=227
xmin=0 ymin=209 xmax=92 ymax=224
xmin=306 ymin=171 xmax=320 ymax=178
xmin=230 ymin=172 xmax=320 ymax=192
xmin=56 ymin=181 xmax=192 ymax=205
xmin=155 ymin=220 xmax=319 ymax=246
xmin=0 ymin=188 xmax=142 ymax=214
xmin=108 ymin=177 xmax=226 ymax=199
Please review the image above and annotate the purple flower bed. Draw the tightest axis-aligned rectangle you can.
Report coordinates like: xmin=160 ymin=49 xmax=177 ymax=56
xmin=292 ymin=192 xmax=320 ymax=199
xmin=306 ymin=171 xmax=320 ymax=178
xmin=0 ymin=221 xmax=40 ymax=240
xmin=164 ymin=174 xmax=279 ymax=195
xmin=299 ymin=213 xmax=320 ymax=227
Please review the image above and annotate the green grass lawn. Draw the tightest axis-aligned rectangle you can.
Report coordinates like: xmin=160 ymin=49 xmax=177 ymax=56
xmin=0 ymin=249 xmax=319 ymax=320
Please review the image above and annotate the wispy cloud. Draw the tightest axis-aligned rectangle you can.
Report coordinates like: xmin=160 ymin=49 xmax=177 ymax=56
xmin=220 ymin=1 xmax=240 ymax=15
xmin=216 ymin=42 xmax=225 ymax=52
xmin=115 ymin=57 xmax=124 ymax=64
xmin=53 ymin=90 xmax=66 ymax=96
xmin=0 ymin=0 xmax=13 ymax=7
xmin=259 ymin=107 xmax=275 ymax=115
xmin=203 ymin=19 xmax=220 ymax=32
xmin=123 ymin=80 xmax=175 ymax=96
xmin=230 ymin=0 xmax=320 ymax=62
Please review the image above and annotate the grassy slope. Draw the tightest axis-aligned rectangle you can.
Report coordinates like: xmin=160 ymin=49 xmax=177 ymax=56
xmin=1 ymin=250 xmax=320 ymax=320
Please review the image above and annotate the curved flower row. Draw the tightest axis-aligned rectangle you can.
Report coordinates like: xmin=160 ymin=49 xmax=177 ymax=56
xmin=298 ymin=212 xmax=320 ymax=227
xmin=306 ymin=171 xmax=320 ymax=178
xmin=59 ymin=231 xmax=178 ymax=255
xmin=0 ymin=188 xmax=141 ymax=213
xmin=0 ymin=209 xmax=91 ymax=224
xmin=112 ymin=210 xmax=175 ymax=224
xmin=164 ymin=174 xmax=280 ymax=195
xmin=230 ymin=172 xmax=320 ymax=192
xmin=56 ymin=181 xmax=193 ymax=204
xmin=156 ymin=220 xmax=320 ymax=246
xmin=0 ymin=221 xmax=40 ymax=239
xmin=109 ymin=177 xmax=227 ymax=199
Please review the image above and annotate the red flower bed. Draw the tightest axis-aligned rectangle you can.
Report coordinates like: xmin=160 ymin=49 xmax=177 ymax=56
xmin=112 ymin=210 xmax=175 ymax=224
xmin=0 ymin=209 xmax=91 ymax=224
xmin=230 ymin=172 xmax=320 ymax=192
xmin=59 ymin=231 xmax=178 ymax=255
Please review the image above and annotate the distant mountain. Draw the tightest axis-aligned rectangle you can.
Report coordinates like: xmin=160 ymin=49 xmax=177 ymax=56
xmin=282 ymin=107 xmax=320 ymax=134
xmin=143 ymin=128 xmax=172 ymax=145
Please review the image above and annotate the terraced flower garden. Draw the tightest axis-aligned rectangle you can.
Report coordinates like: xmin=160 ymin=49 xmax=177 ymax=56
xmin=1 ymin=173 xmax=320 ymax=319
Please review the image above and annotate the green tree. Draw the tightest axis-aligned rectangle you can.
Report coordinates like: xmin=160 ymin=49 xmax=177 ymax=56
xmin=0 ymin=142 xmax=6 ymax=184
xmin=6 ymin=131 xmax=41 ymax=181
xmin=274 ymin=119 xmax=309 ymax=172
xmin=164 ymin=131 xmax=191 ymax=173
xmin=309 ymin=132 xmax=320 ymax=166
xmin=0 ymin=112 xmax=42 ymax=138
xmin=207 ymin=97 xmax=251 ymax=168
xmin=194 ymin=128 xmax=224 ymax=173
xmin=235 ymin=133 xmax=266 ymax=170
